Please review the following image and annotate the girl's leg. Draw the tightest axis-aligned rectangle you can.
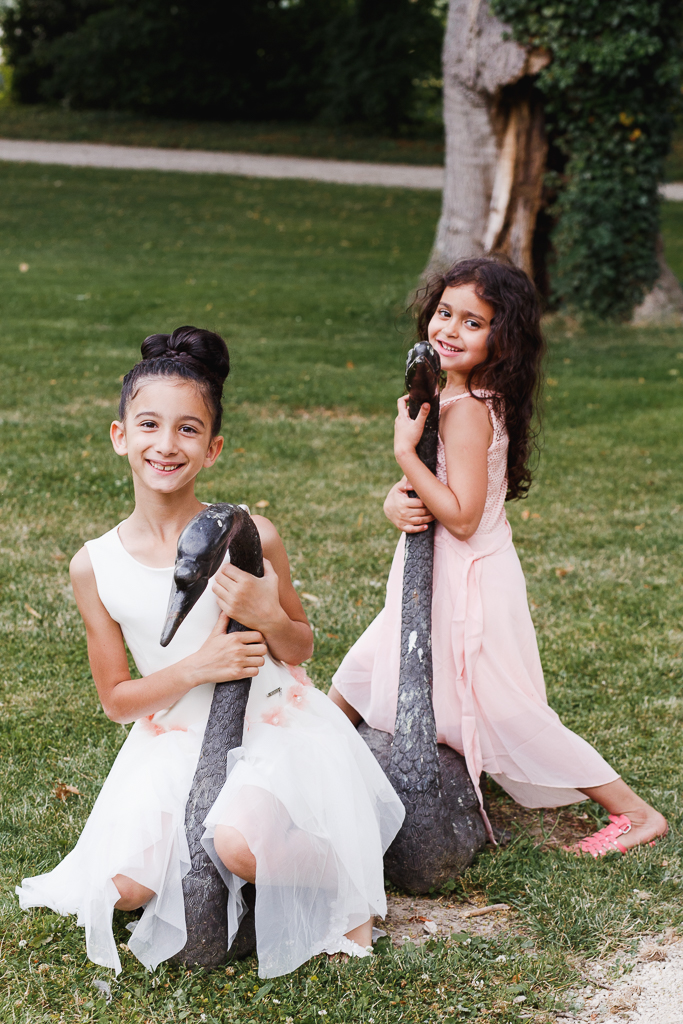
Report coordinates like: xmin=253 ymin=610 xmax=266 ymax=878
xmin=113 ymin=874 xmax=155 ymax=911
xmin=213 ymin=825 xmax=257 ymax=884
xmin=327 ymin=685 xmax=362 ymax=726
xmin=577 ymin=779 xmax=668 ymax=851
xmin=345 ymin=918 xmax=373 ymax=948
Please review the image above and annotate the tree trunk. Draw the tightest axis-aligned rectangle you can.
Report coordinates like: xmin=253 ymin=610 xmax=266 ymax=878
xmin=631 ymin=235 xmax=683 ymax=325
xmin=427 ymin=0 xmax=550 ymax=282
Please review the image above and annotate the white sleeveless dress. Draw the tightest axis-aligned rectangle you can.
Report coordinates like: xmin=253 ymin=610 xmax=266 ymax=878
xmin=16 ymin=519 xmax=405 ymax=978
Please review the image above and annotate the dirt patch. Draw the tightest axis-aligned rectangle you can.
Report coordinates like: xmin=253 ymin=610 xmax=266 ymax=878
xmin=381 ymin=894 xmax=517 ymax=946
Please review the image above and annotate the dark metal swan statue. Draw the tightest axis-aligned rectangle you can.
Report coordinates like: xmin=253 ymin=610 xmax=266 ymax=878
xmin=358 ymin=342 xmax=488 ymax=892
xmin=160 ymin=503 xmax=262 ymax=967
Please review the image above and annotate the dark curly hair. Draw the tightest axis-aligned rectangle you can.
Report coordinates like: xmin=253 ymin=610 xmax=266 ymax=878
xmin=119 ymin=325 xmax=230 ymax=436
xmin=414 ymin=255 xmax=545 ymax=501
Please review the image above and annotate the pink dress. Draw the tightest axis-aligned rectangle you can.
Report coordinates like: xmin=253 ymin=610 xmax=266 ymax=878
xmin=333 ymin=391 xmax=618 ymax=814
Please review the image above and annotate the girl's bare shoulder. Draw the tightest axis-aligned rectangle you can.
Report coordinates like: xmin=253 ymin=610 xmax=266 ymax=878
xmin=70 ymin=545 xmax=95 ymax=587
xmin=69 ymin=546 xmax=115 ymax=630
xmin=251 ymin=514 xmax=286 ymax=558
xmin=441 ymin=394 xmax=493 ymax=442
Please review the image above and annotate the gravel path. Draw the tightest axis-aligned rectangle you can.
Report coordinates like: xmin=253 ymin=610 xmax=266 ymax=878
xmin=0 ymin=138 xmax=444 ymax=189
xmin=555 ymin=933 xmax=683 ymax=1024
xmin=0 ymin=138 xmax=681 ymax=198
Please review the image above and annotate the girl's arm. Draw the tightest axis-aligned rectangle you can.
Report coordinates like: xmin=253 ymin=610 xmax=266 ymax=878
xmin=211 ymin=515 xmax=314 ymax=665
xmin=70 ymin=548 xmax=268 ymax=725
xmin=392 ymin=396 xmax=491 ymax=541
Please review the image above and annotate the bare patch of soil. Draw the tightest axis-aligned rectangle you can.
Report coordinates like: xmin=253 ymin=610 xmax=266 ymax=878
xmin=381 ymin=895 xmax=517 ymax=947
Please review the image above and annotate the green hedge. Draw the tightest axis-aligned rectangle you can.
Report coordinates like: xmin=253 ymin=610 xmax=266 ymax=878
xmin=1 ymin=0 xmax=444 ymax=132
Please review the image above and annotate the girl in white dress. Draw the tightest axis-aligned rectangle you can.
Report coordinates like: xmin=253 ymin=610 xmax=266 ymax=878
xmin=16 ymin=326 xmax=404 ymax=978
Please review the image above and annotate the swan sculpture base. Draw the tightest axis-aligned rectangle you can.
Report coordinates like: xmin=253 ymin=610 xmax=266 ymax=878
xmin=358 ymin=723 xmax=487 ymax=893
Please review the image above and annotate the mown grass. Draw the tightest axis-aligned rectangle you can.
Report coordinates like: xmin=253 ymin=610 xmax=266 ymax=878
xmin=0 ymin=160 xmax=682 ymax=1022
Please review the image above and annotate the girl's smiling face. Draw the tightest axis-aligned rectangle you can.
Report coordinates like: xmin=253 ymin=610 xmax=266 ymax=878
xmin=110 ymin=378 xmax=223 ymax=493
xmin=427 ymin=283 xmax=494 ymax=385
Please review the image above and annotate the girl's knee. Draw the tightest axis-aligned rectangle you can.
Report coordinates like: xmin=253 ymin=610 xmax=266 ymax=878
xmin=213 ymin=826 xmax=256 ymax=884
xmin=113 ymin=874 xmax=154 ymax=911
xmin=327 ymin=685 xmax=361 ymax=726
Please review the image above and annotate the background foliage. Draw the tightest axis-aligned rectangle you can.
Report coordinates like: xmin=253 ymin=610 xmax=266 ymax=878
xmin=491 ymin=0 xmax=683 ymax=318
xmin=0 ymin=0 xmax=444 ymax=132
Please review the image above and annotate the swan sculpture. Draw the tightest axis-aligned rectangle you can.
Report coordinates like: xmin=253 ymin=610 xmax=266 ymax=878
xmin=160 ymin=503 xmax=261 ymax=967
xmin=358 ymin=341 xmax=488 ymax=892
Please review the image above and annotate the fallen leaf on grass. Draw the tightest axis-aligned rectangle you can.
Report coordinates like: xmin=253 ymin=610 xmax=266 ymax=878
xmin=301 ymin=593 xmax=320 ymax=604
xmin=254 ymin=500 xmax=270 ymax=508
xmin=555 ymin=566 xmax=574 ymax=579
xmin=24 ymin=604 xmax=42 ymax=619
xmin=635 ymin=523 xmax=645 ymax=531
xmin=521 ymin=509 xmax=530 ymax=521
xmin=51 ymin=549 xmax=66 ymax=562
xmin=53 ymin=784 xmax=81 ymax=801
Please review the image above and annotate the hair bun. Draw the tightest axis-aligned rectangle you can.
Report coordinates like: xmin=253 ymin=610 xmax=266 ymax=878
xmin=141 ymin=325 xmax=230 ymax=384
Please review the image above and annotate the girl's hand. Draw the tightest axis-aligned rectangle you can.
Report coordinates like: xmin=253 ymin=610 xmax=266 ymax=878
xmin=212 ymin=558 xmax=284 ymax=634
xmin=384 ymin=477 xmax=435 ymax=533
xmin=394 ymin=396 xmax=430 ymax=461
xmin=191 ymin=613 xmax=267 ymax=683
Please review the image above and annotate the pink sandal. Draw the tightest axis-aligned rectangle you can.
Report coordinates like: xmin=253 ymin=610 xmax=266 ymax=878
xmin=572 ymin=814 xmax=633 ymax=857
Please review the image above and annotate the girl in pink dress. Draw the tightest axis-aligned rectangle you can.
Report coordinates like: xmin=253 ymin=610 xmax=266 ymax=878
xmin=330 ymin=256 xmax=667 ymax=857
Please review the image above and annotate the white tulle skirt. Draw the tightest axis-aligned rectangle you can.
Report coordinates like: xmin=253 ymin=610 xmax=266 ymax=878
xmin=16 ymin=657 xmax=404 ymax=978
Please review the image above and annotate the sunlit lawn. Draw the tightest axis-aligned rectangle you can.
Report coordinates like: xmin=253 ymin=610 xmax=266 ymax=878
xmin=1 ymin=161 xmax=682 ymax=1022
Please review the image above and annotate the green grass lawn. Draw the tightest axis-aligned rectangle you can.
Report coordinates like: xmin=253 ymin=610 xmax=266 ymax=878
xmin=0 ymin=161 xmax=682 ymax=1023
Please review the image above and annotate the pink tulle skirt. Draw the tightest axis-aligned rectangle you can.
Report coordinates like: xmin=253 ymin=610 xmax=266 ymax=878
xmin=333 ymin=521 xmax=618 ymax=810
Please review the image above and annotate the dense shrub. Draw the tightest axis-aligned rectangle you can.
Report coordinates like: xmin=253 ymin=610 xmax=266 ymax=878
xmin=0 ymin=0 xmax=444 ymax=131
xmin=492 ymin=0 xmax=683 ymax=318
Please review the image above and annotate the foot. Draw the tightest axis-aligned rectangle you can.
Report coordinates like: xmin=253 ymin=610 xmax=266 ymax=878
xmin=567 ymin=809 xmax=668 ymax=857
xmin=324 ymin=936 xmax=373 ymax=960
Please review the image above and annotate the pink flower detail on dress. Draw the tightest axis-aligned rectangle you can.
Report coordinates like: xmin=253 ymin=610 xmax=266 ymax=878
xmin=285 ymin=664 xmax=313 ymax=687
xmin=261 ymin=705 xmax=286 ymax=727
xmin=142 ymin=715 xmax=165 ymax=737
xmin=286 ymin=681 xmax=308 ymax=710
xmin=140 ymin=715 xmax=187 ymax=736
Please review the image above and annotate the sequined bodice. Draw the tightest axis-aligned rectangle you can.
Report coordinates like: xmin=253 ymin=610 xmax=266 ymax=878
xmin=436 ymin=390 xmax=508 ymax=535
